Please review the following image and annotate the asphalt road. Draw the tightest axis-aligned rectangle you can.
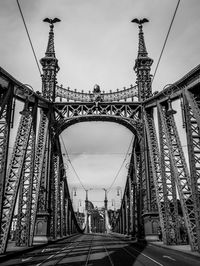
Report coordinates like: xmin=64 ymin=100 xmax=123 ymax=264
xmin=0 ymin=234 xmax=199 ymax=266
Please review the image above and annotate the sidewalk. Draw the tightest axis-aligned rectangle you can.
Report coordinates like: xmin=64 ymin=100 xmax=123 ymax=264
xmin=149 ymin=241 xmax=200 ymax=258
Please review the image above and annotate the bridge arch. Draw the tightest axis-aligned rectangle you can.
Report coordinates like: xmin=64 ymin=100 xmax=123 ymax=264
xmin=55 ymin=115 xmax=140 ymax=140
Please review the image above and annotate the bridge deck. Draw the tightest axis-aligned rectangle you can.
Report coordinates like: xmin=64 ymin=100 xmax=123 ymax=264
xmin=1 ymin=234 xmax=200 ymax=265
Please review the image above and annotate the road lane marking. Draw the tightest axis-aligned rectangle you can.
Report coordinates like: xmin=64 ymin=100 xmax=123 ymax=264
xmin=42 ymin=248 xmax=54 ymax=253
xmin=21 ymin=257 xmax=32 ymax=262
xmin=163 ymin=255 xmax=176 ymax=261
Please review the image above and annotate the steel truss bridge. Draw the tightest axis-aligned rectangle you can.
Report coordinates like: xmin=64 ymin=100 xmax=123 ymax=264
xmin=0 ymin=19 xmax=200 ymax=255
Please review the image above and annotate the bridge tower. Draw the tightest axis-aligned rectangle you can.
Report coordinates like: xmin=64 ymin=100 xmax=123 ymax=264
xmin=132 ymin=19 xmax=159 ymax=241
xmin=33 ymin=18 xmax=61 ymax=244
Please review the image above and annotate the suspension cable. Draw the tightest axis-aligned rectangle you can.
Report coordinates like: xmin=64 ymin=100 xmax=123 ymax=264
xmin=107 ymin=135 xmax=134 ymax=193
xmin=16 ymin=0 xmax=42 ymax=76
xmin=151 ymin=0 xmax=181 ymax=84
xmin=60 ymin=135 xmax=86 ymax=191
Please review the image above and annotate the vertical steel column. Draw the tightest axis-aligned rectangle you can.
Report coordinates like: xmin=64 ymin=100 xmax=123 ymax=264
xmin=183 ymin=91 xmax=200 ymax=251
xmin=128 ymin=175 xmax=133 ymax=236
xmin=0 ymin=102 xmax=33 ymax=253
xmin=29 ymin=111 xmax=49 ymax=245
xmin=132 ymin=149 xmax=138 ymax=238
xmin=122 ymin=203 xmax=125 ymax=234
xmin=144 ymin=108 xmax=167 ymax=243
xmin=157 ymin=103 xmax=180 ymax=245
xmin=125 ymin=193 xmax=129 ymax=235
xmin=157 ymin=101 xmax=198 ymax=251
xmin=50 ymin=153 xmax=59 ymax=239
xmin=135 ymin=147 xmax=144 ymax=239
xmin=64 ymin=198 xmax=68 ymax=235
xmin=16 ymin=101 xmax=38 ymax=247
xmin=0 ymin=85 xmax=13 ymax=226
xmin=60 ymin=180 xmax=64 ymax=237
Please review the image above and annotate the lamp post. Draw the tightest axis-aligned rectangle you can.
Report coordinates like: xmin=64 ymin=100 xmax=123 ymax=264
xmin=103 ymin=188 xmax=108 ymax=233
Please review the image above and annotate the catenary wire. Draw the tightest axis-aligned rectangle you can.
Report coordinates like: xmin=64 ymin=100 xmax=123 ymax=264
xmin=60 ymin=134 xmax=134 ymax=193
xmin=16 ymin=0 xmax=42 ymax=76
xmin=107 ymin=135 xmax=134 ymax=193
xmin=60 ymin=135 xmax=86 ymax=191
xmin=151 ymin=0 xmax=181 ymax=84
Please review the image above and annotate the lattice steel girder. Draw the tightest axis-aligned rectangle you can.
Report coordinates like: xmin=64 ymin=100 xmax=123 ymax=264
xmin=37 ymin=134 xmax=50 ymax=213
xmin=0 ymin=103 xmax=34 ymax=254
xmin=54 ymin=102 xmax=140 ymax=121
xmin=157 ymin=102 xmax=199 ymax=251
xmin=144 ymin=64 xmax=200 ymax=109
xmin=143 ymin=108 xmax=167 ymax=243
xmin=135 ymin=149 xmax=143 ymax=237
xmin=60 ymin=181 xmax=65 ymax=237
xmin=29 ymin=110 xmax=49 ymax=245
xmin=15 ymin=124 xmax=36 ymax=246
xmin=49 ymin=153 xmax=59 ymax=239
xmin=183 ymin=92 xmax=200 ymax=251
xmin=185 ymin=90 xmax=200 ymax=129
xmin=15 ymin=102 xmax=37 ymax=247
xmin=140 ymin=132 xmax=149 ymax=214
xmin=0 ymin=84 xmax=13 ymax=224
xmin=157 ymin=104 xmax=180 ymax=245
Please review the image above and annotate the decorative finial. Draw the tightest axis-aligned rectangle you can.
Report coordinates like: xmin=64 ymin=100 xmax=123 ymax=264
xmin=43 ymin=17 xmax=61 ymax=25
xmin=132 ymin=17 xmax=149 ymax=58
xmin=131 ymin=18 xmax=149 ymax=25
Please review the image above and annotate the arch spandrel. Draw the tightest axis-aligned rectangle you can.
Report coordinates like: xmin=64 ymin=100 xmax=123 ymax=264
xmin=53 ymin=100 xmax=142 ymax=137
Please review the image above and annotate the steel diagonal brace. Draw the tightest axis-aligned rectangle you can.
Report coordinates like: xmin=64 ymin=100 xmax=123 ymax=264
xmin=29 ymin=111 xmax=49 ymax=245
xmin=143 ymin=109 xmax=166 ymax=242
xmin=157 ymin=103 xmax=198 ymax=251
xmin=157 ymin=104 xmax=179 ymax=244
xmin=0 ymin=110 xmax=33 ymax=254
xmin=185 ymin=90 xmax=200 ymax=129
xmin=183 ymin=93 xmax=200 ymax=251
xmin=0 ymin=84 xmax=13 ymax=225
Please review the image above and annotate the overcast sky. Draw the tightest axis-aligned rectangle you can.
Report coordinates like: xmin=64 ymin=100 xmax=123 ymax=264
xmin=1 ymin=0 xmax=200 ymax=210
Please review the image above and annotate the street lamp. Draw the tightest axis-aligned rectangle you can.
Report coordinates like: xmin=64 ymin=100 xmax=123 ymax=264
xmin=117 ymin=186 xmax=122 ymax=203
xmin=162 ymin=84 xmax=178 ymax=116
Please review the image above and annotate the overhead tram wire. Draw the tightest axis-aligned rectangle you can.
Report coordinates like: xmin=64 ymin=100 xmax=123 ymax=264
xmin=151 ymin=0 xmax=181 ymax=84
xmin=16 ymin=0 xmax=42 ymax=76
xmin=107 ymin=135 xmax=134 ymax=193
xmin=60 ymin=135 xmax=86 ymax=191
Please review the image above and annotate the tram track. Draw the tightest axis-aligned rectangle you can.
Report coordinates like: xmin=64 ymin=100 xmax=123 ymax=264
xmin=35 ymin=235 xmax=85 ymax=266
xmin=85 ymin=233 xmax=115 ymax=266
xmin=84 ymin=234 xmax=94 ymax=266
xmin=103 ymin=242 xmax=115 ymax=266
